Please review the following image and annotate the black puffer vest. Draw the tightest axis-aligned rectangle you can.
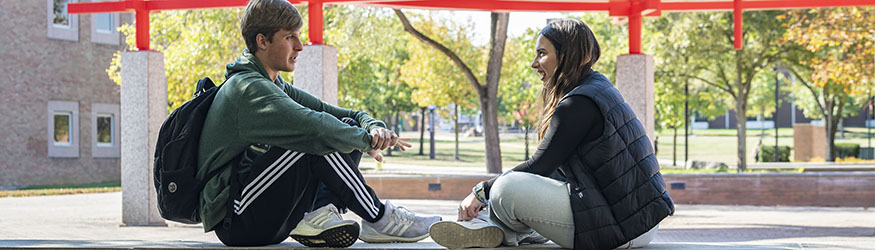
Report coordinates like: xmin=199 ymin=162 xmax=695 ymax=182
xmin=557 ymin=72 xmax=674 ymax=250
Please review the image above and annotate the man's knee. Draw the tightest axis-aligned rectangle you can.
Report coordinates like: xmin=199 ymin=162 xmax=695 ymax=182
xmin=341 ymin=117 xmax=360 ymax=128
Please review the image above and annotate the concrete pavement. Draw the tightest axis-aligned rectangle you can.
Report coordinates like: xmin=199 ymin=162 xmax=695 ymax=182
xmin=1 ymin=192 xmax=873 ymax=249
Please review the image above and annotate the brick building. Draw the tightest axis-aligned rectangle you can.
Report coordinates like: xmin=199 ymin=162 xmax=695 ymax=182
xmin=0 ymin=0 xmax=131 ymax=189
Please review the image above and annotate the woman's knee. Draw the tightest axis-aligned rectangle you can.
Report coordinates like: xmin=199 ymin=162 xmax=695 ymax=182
xmin=490 ymin=172 xmax=537 ymax=204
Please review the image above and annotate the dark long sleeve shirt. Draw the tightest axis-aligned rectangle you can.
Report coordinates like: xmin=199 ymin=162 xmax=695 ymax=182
xmin=482 ymin=95 xmax=604 ymax=199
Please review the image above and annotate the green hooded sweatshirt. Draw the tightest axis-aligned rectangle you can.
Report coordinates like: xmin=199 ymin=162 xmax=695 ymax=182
xmin=197 ymin=51 xmax=384 ymax=232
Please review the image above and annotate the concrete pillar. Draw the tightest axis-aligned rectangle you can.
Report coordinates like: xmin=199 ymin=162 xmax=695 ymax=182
xmin=120 ymin=51 xmax=167 ymax=226
xmin=616 ymin=54 xmax=655 ymax=144
xmin=294 ymin=44 xmax=338 ymax=105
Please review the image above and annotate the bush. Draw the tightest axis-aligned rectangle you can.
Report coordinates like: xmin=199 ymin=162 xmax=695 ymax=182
xmin=835 ymin=143 xmax=860 ymax=159
xmin=759 ymin=145 xmax=792 ymax=162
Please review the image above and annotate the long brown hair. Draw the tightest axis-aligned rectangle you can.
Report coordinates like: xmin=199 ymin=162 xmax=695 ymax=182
xmin=536 ymin=19 xmax=601 ymax=140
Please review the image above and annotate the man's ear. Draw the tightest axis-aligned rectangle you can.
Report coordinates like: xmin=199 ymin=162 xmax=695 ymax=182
xmin=256 ymin=33 xmax=270 ymax=51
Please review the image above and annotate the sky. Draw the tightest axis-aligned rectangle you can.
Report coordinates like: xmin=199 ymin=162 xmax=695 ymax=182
xmin=425 ymin=10 xmax=588 ymax=46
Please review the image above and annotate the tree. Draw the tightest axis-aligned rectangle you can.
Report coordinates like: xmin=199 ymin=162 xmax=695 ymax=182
xmin=782 ymin=7 xmax=875 ymax=161
xmin=674 ymin=11 xmax=789 ymax=172
xmin=648 ymin=13 xmax=728 ymax=166
xmin=400 ymin=14 xmax=478 ymax=161
xmin=108 ymin=7 xmax=422 ymax=158
xmin=394 ymin=10 xmax=509 ymax=173
xmin=108 ymin=9 xmax=248 ymax=111
xmin=499 ymin=27 xmax=540 ymax=160
xmin=326 ymin=6 xmax=421 ymax=156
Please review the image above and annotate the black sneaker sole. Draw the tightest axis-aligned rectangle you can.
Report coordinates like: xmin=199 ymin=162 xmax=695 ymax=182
xmin=429 ymin=221 xmax=503 ymax=249
xmin=290 ymin=223 xmax=360 ymax=248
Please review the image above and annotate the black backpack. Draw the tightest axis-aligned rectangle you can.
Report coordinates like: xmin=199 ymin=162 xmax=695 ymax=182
xmin=153 ymin=77 xmax=225 ymax=224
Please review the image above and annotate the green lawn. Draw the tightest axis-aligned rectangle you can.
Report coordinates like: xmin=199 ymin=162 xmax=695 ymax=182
xmin=385 ymin=127 xmax=875 ymax=169
xmin=656 ymin=127 xmax=875 ymax=166
xmin=383 ymin=131 xmax=533 ymax=168
xmin=0 ymin=181 xmax=121 ymax=198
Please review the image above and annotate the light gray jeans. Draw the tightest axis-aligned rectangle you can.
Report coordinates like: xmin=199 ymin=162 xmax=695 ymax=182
xmin=488 ymin=172 xmax=657 ymax=249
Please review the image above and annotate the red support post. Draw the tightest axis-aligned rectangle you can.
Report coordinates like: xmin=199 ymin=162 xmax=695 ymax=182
xmin=135 ymin=9 xmax=150 ymax=50
xmin=629 ymin=13 xmax=642 ymax=54
xmin=308 ymin=0 xmax=323 ymax=45
xmin=734 ymin=0 xmax=743 ymax=50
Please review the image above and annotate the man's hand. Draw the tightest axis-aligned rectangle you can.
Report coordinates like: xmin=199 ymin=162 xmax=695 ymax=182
xmin=458 ymin=192 xmax=483 ymax=221
xmin=370 ymin=128 xmax=413 ymax=152
xmin=370 ymin=128 xmax=398 ymax=151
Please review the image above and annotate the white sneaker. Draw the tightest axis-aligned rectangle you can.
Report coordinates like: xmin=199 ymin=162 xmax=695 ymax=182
xmin=359 ymin=200 xmax=442 ymax=243
xmin=429 ymin=219 xmax=504 ymax=249
xmin=289 ymin=204 xmax=359 ymax=247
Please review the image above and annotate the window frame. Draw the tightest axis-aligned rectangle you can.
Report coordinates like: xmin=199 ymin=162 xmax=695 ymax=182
xmin=90 ymin=0 xmax=120 ymax=45
xmin=47 ymin=101 xmax=80 ymax=158
xmin=92 ymin=103 xmax=120 ymax=158
xmin=47 ymin=0 xmax=79 ymax=42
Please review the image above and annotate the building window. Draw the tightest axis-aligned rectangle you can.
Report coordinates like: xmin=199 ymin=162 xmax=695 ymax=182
xmin=95 ymin=114 xmax=113 ymax=146
xmin=52 ymin=0 xmax=71 ymax=28
xmin=47 ymin=0 xmax=79 ymax=41
xmin=95 ymin=13 xmax=112 ymax=33
xmin=92 ymin=104 xmax=120 ymax=158
xmin=53 ymin=112 xmax=73 ymax=145
xmin=90 ymin=1 xmax=120 ymax=45
xmin=48 ymin=101 xmax=80 ymax=158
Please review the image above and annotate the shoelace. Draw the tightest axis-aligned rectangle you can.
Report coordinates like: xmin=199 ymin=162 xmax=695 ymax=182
xmin=391 ymin=205 xmax=415 ymax=226
xmin=326 ymin=206 xmax=343 ymax=221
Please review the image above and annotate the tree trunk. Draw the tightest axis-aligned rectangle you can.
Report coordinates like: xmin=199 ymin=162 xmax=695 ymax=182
xmin=394 ymin=10 xmax=508 ymax=173
xmin=824 ymin=96 xmax=844 ymax=162
xmin=672 ymin=126 xmax=677 ymax=166
xmin=482 ymin=96 xmax=503 ymax=173
xmin=482 ymin=12 xmax=509 ymax=173
xmin=454 ymin=103 xmax=460 ymax=161
xmin=735 ymin=99 xmax=748 ymax=172
xmin=419 ymin=107 xmax=426 ymax=155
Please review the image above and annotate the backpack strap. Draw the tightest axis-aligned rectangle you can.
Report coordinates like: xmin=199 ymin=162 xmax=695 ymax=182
xmin=195 ymin=77 xmax=216 ymax=97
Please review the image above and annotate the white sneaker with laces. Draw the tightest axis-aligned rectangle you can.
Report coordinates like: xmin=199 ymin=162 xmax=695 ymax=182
xmin=359 ymin=200 xmax=442 ymax=243
xmin=289 ymin=204 xmax=359 ymax=247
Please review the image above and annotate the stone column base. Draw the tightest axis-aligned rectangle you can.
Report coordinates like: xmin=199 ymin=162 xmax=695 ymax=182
xmin=120 ymin=51 xmax=167 ymax=226
xmin=616 ymin=54 xmax=655 ymax=146
xmin=294 ymin=44 xmax=338 ymax=105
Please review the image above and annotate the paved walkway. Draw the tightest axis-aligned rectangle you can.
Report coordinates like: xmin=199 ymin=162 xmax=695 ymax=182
xmin=1 ymin=192 xmax=873 ymax=249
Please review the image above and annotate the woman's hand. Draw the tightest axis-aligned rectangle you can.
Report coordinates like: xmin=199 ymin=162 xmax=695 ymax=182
xmin=458 ymin=192 xmax=484 ymax=221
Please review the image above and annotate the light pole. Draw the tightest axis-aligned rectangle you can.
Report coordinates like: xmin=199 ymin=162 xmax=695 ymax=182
xmin=428 ymin=105 xmax=436 ymax=160
xmin=774 ymin=67 xmax=780 ymax=162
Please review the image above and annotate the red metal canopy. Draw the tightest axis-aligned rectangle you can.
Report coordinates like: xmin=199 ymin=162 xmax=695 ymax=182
xmin=68 ymin=0 xmax=875 ymax=54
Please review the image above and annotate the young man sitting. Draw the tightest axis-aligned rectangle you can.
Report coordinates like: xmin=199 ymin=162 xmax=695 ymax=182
xmin=197 ymin=0 xmax=440 ymax=246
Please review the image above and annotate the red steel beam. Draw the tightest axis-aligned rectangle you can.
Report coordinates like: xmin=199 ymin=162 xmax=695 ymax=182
xmin=67 ymin=0 xmax=875 ymax=52
xmin=661 ymin=0 xmax=875 ymax=11
xmin=309 ymin=0 xmax=324 ymax=44
xmin=733 ymin=0 xmax=742 ymax=50
xmin=366 ymin=1 xmax=614 ymax=12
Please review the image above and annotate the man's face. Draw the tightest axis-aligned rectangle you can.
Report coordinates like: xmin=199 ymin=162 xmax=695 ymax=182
xmin=261 ymin=28 xmax=304 ymax=74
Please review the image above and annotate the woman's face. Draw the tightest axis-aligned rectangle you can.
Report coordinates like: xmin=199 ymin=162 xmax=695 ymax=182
xmin=531 ymin=34 xmax=558 ymax=84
